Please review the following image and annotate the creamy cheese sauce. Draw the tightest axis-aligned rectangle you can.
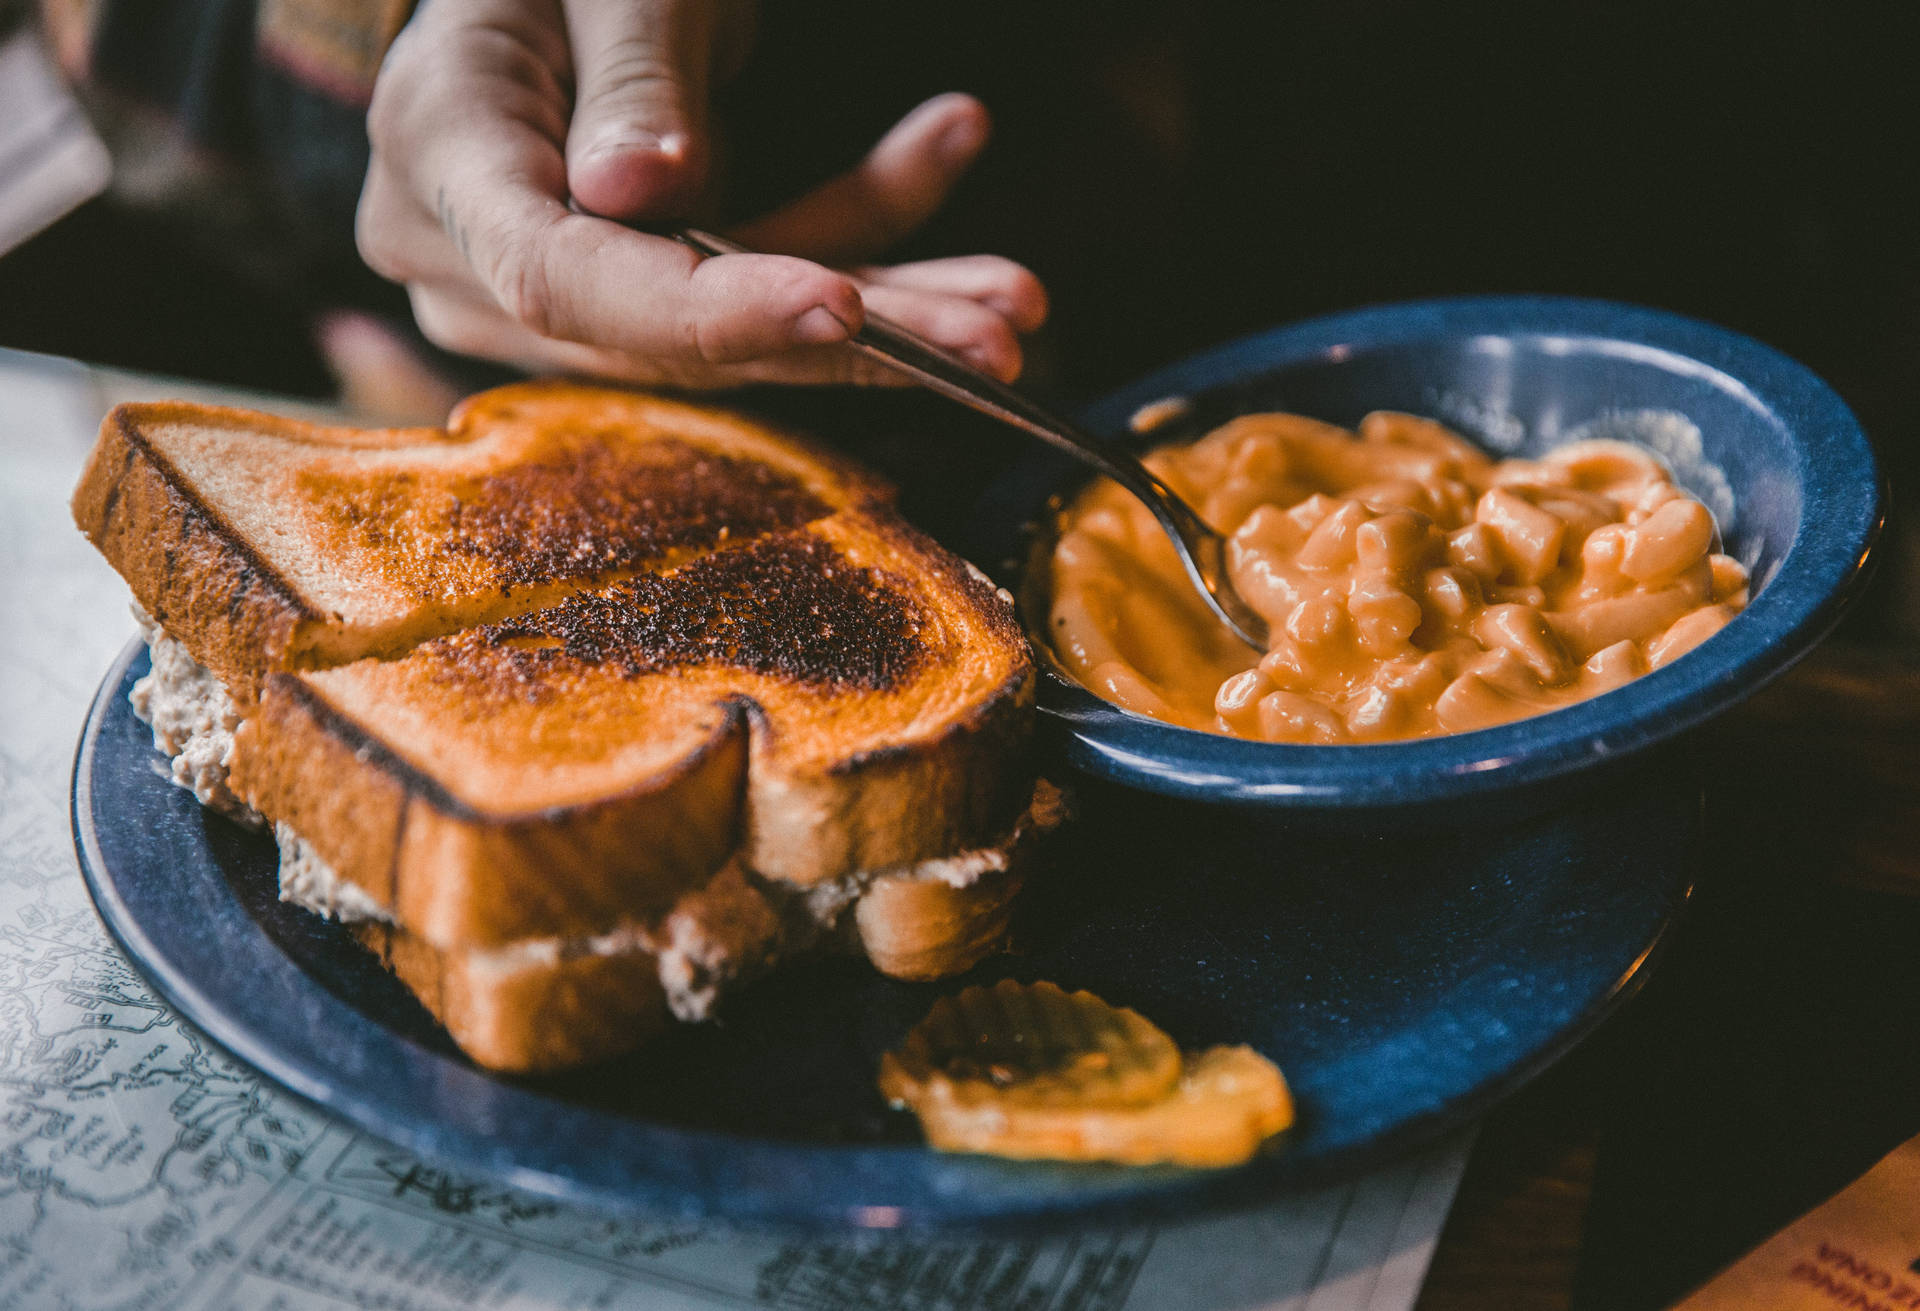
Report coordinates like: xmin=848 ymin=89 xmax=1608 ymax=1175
xmin=1048 ymin=411 xmax=1749 ymax=743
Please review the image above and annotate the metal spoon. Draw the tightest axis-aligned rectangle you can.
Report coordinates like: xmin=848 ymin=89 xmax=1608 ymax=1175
xmin=654 ymin=225 xmax=1271 ymax=650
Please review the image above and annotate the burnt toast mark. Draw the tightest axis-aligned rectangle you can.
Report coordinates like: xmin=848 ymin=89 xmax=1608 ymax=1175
xmin=116 ymin=408 xmax=320 ymax=627
xmin=299 ymin=435 xmax=832 ymax=596
xmin=389 ymin=790 xmax=412 ymax=926
xmin=92 ymin=437 xmax=135 ymax=534
xmin=427 ymin=533 xmax=929 ymax=699
xmin=826 ymin=663 xmax=1033 ymax=778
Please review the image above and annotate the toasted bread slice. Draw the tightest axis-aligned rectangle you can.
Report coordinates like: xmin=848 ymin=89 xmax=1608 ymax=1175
xmin=333 ymin=782 xmax=1061 ymax=1072
xmin=230 ymin=515 xmax=1035 ymax=947
xmin=350 ymin=920 xmax=671 ymax=1073
xmin=72 ymin=382 xmax=885 ymax=705
xmin=852 ymin=866 xmax=1028 ymax=982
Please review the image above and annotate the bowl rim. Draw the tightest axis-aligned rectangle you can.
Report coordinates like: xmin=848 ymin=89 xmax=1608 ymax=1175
xmin=1015 ymin=294 xmax=1885 ymax=806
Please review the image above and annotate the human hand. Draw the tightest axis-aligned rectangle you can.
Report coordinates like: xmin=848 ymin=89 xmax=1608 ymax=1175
xmin=356 ymin=0 xmax=1047 ymax=389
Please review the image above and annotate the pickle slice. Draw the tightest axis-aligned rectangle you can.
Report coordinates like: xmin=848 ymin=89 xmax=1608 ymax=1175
xmin=880 ymin=981 xmax=1294 ymax=1167
xmin=907 ymin=1044 xmax=1294 ymax=1168
xmin=879 ymin=979 xmax=1182 ymax=1111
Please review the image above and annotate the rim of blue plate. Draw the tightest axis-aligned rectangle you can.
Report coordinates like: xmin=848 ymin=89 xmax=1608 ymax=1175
xmin=1007 ymin=295 xmax=1885 ymax=807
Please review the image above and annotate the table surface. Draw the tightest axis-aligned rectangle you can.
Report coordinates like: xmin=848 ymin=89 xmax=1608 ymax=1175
xmin=7 ymin=349 xmax=1917 ymax=1310
xmin=1418 ymin=636 xmax=1920 ymax=1310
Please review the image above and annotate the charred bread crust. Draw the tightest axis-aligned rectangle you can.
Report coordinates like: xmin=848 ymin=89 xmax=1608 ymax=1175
xmin=72 ymin=388 xmax=894 ymax=708
xmin=741 ymin=515 xmax=1036 ymax=884
xmin=233 ymin=676 xmax=749 ymax=946
xmin=234 ymin=513 xmax=1035 ymax=937
xmin=72 ymin=405 xmax=321 ymax=707
xmin=452 ymin=380 xmax=900 ymax=513
xmin=740 ymin=671 xmax=1033 ymax=886
xmin=351 ymin=922 xmax=669 ymax=1073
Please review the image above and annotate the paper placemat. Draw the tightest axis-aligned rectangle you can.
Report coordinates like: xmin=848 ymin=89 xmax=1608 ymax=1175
xmin=1675 ymin=1133 xmax=1920 ymax=1310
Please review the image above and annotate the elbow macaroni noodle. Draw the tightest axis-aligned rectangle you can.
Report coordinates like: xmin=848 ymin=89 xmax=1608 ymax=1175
xmin=1047 ymin=410 xmax=1748 ymax=744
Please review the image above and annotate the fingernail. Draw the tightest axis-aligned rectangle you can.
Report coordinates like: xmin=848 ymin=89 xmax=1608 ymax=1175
xmin=586 ymin=130 xmax=687 ymax=161
xmin=965 ymin=344 xmax=1019 ymax=380
xmin=937 ymin=117 xmax=986 ymax=168
xmin=791 ymin=305 xmax=854 ymax=345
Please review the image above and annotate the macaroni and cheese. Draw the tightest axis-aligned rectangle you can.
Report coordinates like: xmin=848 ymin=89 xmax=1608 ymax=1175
xmin=1047 ymin=410 xmax=1748 ymax=744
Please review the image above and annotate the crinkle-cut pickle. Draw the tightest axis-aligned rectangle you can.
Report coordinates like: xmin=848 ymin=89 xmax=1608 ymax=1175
xmin=879 ymin=979 xmax=1181 ymax=1111
xmin=881 ymin=980 xmax=1293 ymax=1167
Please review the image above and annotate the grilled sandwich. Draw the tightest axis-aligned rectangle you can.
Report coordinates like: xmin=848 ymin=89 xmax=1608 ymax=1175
xmin=75 ymin=382 xmax=1058 ymax=1071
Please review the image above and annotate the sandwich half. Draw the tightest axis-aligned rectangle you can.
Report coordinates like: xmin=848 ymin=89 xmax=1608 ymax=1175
xmin=76 ymin=382 xmax=1057 ymax=1071
xmin=72 ymin=383 xmax=885 ymax=705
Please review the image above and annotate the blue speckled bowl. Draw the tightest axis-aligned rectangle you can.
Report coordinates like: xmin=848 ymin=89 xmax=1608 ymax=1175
xmin=975 ymin=296 xmax=1884 ymax=809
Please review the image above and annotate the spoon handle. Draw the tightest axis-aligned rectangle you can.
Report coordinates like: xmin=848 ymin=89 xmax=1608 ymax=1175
xmin=658 ymin=225 xmax=1267 ymax=648
xmin=670 ymin=230 xmax=1153 ymax=490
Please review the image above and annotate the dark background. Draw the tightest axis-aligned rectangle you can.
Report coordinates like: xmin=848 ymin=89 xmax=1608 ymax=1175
xmin=7 ymin=2 xmax=1916 ymax=501
xmin=4 ymin=4 xmax=1916 ymax=1306
xmin=6 ymin=0 xmax=1914 ymax=627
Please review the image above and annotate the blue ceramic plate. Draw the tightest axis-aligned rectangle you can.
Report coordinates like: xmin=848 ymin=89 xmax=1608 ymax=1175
xmin=75 ymin=639 xmax=1694 ymax=1230
xmin=974 ymin=296 xmax=1882 ymax=811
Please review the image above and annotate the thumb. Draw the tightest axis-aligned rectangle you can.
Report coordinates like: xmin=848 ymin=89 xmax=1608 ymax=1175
xmin=563 ymin=0 xmax=713 ymax=219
